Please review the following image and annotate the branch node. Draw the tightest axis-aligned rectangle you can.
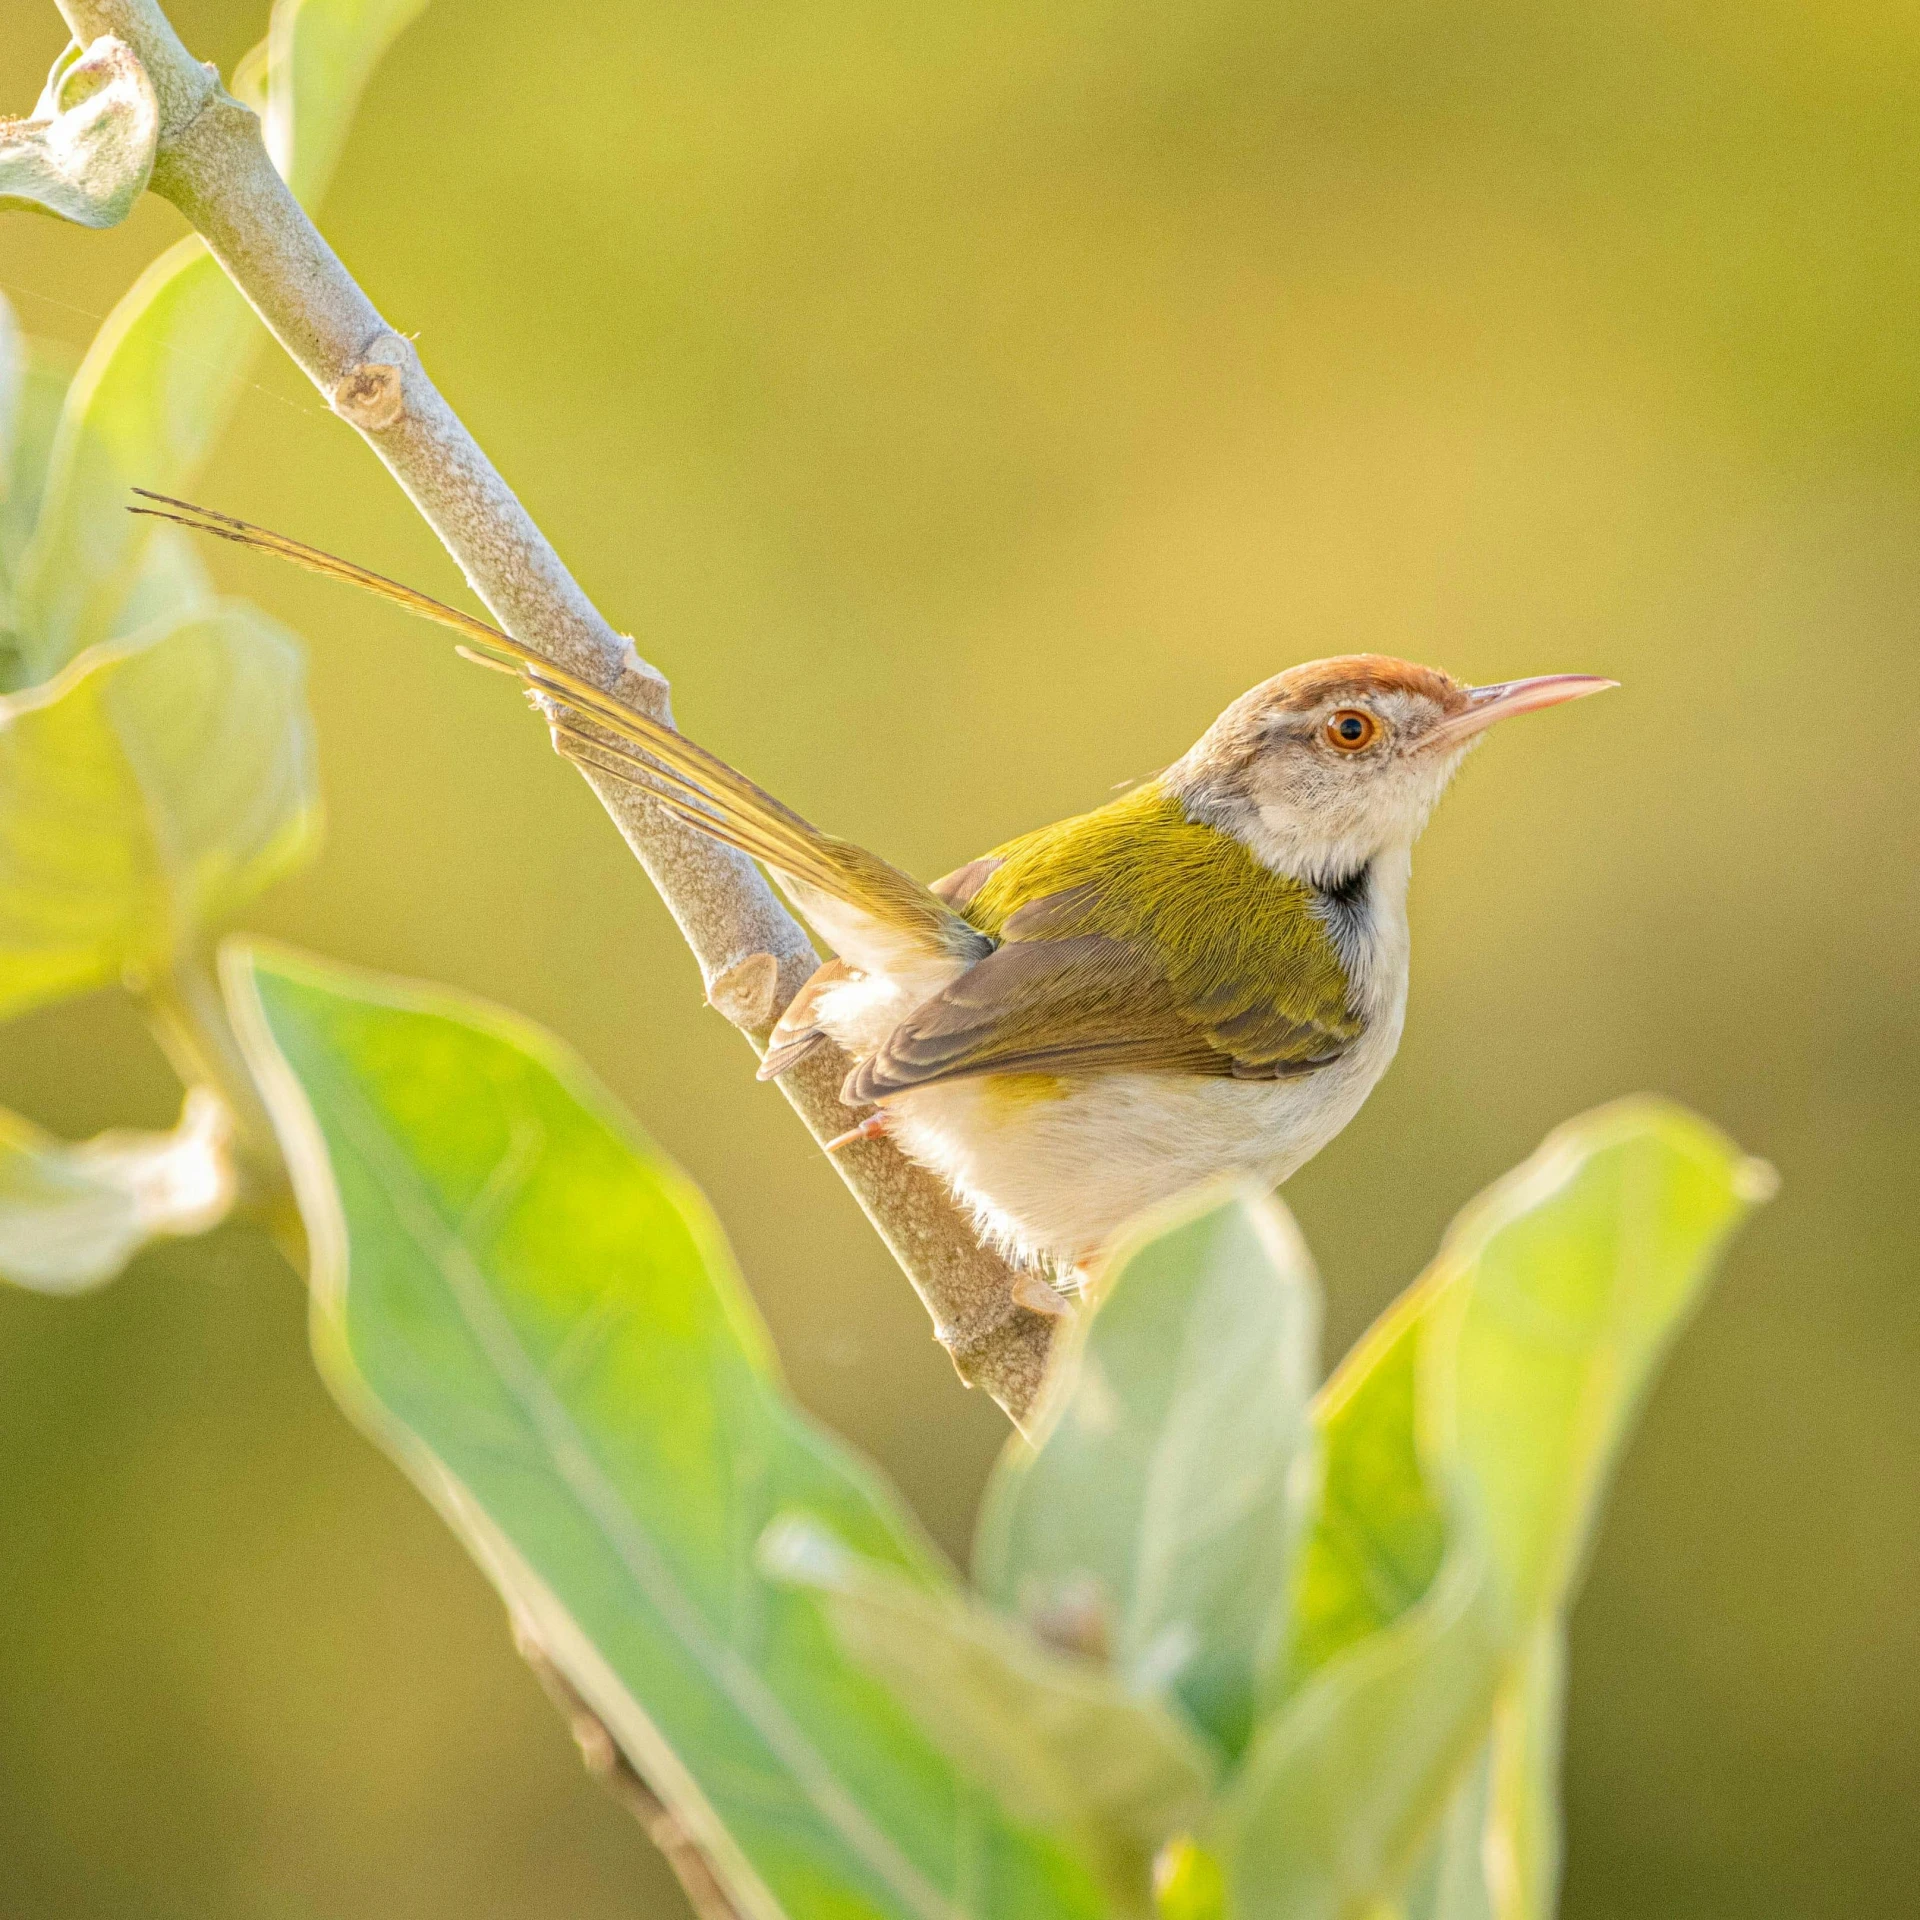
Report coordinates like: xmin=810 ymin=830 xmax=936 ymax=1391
xmin=706 ymin=951 xmax=782 ymax=1032
xmin=330 ymin=358 xmax=406 ymax=431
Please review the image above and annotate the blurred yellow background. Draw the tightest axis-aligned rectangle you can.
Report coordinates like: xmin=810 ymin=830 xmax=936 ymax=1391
xmin=4 ymin=1 xmax=1917 ymax=1914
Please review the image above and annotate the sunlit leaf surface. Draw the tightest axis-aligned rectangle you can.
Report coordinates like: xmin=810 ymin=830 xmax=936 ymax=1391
xmin=1215 ymin=1100 xmax=1768 ymax=1920
xmin=0 ymin=609 xmax=317 ymax=1019
xmin=0 ymin=313 xmax=79 ymax=683
xmin=230 ymin=944 xmax=1106 ymax=1920
xmin=976 ymin=1186 xmax=1320 ymax=1761
xmin=264 ymin=0 xmax=434 ymax=205
xmin=771 ymin=1513 xmax=1216 ymax=1916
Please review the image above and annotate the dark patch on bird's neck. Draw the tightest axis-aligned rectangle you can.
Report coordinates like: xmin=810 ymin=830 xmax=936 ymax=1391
xmin=1318 ymin=857 xmax=1371 ymax=908
xmin=1314 ymin=858 xmax=1374 ymax=934
xmin=1310 ymin=857 xmax=1377 ymax=1004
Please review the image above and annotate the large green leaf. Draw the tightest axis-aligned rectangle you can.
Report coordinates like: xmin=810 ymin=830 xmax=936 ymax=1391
xmin=0 ymin=1087 xmax=234 ymax=1293
xmin=14 ymin=247 xmax=248 ymax=675
xmin=1436 ymin=1102 xmax=1774 ymax=1622
xmin=975 ymin=1187 xmax=1320 ymax=1760
xmin=0 ymin=608 xmax=318 ymax=1020
xmin=226 ymin=944 xmax=1106 ymax=1920
xmin=1283 ymin=1286 xmax=1446 ymax=1687
xmin=769 ymin=1514 xmax=1218 ymax=1916
xmin=1398 ymin=1746 xmax=1495 ymax=1920
xmin=1214 ymin=1100 xmax=1769 ymax=1920
xmin=1396 ymin=1625 xmax=1565 ymax=1920
xmin=0 ymin=314 xmax=217 ymax=698
xmin=1218 ymin=1538 xmax=1508 ymax=1920
xmin=15 ymin=0 xmax=429 ymax=678
xmin=0 ymin=38 xmax=158 ymax=229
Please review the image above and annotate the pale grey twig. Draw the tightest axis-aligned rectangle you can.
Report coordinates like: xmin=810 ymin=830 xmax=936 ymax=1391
xmin=49 ymin=0 xmax=1054 ymax=1426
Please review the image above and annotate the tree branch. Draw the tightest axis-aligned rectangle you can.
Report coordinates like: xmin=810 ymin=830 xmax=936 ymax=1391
xmin=51 ymin=0 xmax=1055 ymax=1427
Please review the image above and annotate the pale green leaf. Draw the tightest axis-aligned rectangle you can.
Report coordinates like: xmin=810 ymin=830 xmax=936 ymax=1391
xmin=1215 ymin=1100 xmax=1769 ymax=1920
xmin=0 ymin=326 xmax=78 ymax=627
xmin=975 ymin=1186 xmax=1320 ymax=1759
xmin=1433 ymin=1099 xmax=1775 ymax=1622
xmin=14 ymin=247 xmax=249 ymax=675
xmin=110 ymin=521 xmax=215 ymax=636
xmin=1484 ymin=1626 xmax=1565 ymax=1920
xmin=1399 ymin=1627 xmax=1564 ymax=1920
xmin=1399 ymin=1746 xmax=1495 ymax=1920
xmin=1154 ymin=1837 xmax=1229 ymax=1920
xmin=1221 ymin=1542 xmax=1507 ymax=1920
xmin=0 ymin=607 xmax=318 ymax=1020
xmin=769 ymin=1513 xmax=1218 ymax=1917
xmin=1283 ymin=1284 xmax=1446 ymax=1689
xmin=227 ymin=944 xmax=1106 ymax=1920
xmin=0 ymin=1086 xmax=234 ymax=1292
xmin=15 ymin=0 xmax=430 ymax=676
xmin=0 ymin=38 xmax=157 ymax=229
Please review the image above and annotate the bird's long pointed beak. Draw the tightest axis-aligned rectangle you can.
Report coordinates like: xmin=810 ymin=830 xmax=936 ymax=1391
xmin=1423 ymin=673 xmax=1617 ymax=751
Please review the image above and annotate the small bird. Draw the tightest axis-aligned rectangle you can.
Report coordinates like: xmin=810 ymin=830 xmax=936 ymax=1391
xmin=133 ymin=493 xmax=1613 ymax=1310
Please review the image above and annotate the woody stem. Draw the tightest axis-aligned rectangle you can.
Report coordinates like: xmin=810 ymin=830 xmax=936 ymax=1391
xmin=50 ymin=0 xmax=1054 ymax=1428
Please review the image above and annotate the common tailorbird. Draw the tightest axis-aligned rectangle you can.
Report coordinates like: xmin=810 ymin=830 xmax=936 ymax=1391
xmin=135 ymin=492 xmax=1614 ymax=1312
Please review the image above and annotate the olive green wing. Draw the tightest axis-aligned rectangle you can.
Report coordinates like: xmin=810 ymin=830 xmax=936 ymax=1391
xmin=843 ymin=921 xmax=1361 ymax=1103
xmin=844 ymin=791 xmax=1367 ymax=1101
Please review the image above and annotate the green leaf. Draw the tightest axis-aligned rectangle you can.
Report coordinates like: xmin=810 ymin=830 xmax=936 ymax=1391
xmin=1214 ymin=1099 xmax=1770 ymax=1920
xmin=1155 ymin=1837 xmax=1229 ymax=1920
xmin=0 ymin=320 xmax=78 ymax=626
xmin=1399 ymin=1746 xmax=1494 ymax=1920
xmin=769 ymin=1514 xmax=1218 ymax=1917
xmin=1284 ymin=1287 xmax=1447 ymax=1688
xmin=14 ymin=247 xmax=250 ymax=676
xmin=226 ymin=944 xmax=1107 ymax=1920
xmin=1399 ymin=1627 xmax=1564 ymax=1920
xmin=0 ymin=608 xmax=318 ymax=1020
xmin=1220 ymin=1540 xmax=1508 ymax=1920
xmin=1435 ymin=1100 xmax=1774 ymax=1622
xmin=0 ymin=38 xmax=158 ymax=229
xmin=0 ymin=309 xmax=85 ymax=697
xmin=15 ymin=0 xmax=429 ymax=677
xmin=975 ymin=1186 xmax=1320 ymax=1760
xmin=0 ymin=1086 xmax=234 ymax=1292
xmin=1484 ymin=1626 xmax=1566 ymax=1920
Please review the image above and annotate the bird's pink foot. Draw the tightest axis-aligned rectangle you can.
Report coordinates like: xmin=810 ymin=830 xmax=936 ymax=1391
xmin=824 ymin=1112 xmax=889 ymax=1154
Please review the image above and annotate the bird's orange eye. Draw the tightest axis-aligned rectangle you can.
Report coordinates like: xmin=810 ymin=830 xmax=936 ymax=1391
xmin=1324 ymin=708 xmax=1380 ymax=752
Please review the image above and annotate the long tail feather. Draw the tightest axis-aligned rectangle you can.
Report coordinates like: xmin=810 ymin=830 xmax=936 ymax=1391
xmin=129 ymin=490 xmax=970 ymax=957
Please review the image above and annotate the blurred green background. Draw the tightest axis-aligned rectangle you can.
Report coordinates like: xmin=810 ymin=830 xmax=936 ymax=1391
xmin=3 ymin=1 xmax=1916 ymax=1914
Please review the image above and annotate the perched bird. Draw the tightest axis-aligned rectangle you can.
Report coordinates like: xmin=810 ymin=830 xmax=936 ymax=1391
xmin=133 ymin=493 xmax=1612 ymax=1310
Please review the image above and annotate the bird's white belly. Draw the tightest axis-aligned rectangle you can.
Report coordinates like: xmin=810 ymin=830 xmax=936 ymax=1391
xmin=882 ymin=1005 xmax=1403 ymax=1266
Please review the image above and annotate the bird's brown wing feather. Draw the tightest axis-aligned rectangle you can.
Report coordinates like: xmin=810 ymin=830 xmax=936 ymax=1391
xmin=844 ymin=928 xmax=1355 ymax=1103
xmin=756 ymin=957 xmax=851 ymax=1080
